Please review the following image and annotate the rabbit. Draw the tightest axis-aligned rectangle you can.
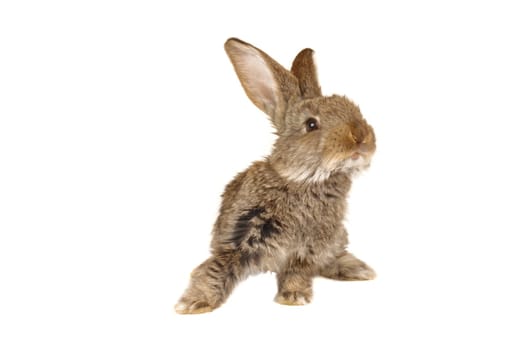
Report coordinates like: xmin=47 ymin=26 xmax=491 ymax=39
xmin=175 ymin=38 xmax=376 ymax=314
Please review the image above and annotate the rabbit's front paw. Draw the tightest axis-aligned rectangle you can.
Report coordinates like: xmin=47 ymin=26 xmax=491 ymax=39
xmin=175 ymin=299 xmax=213 ymax=315
xmin=351 ymin=264 xmax=376 ymax=280
xmin=336 ymin=261 xmax=376 ymax=281
xmin=321 ymin=252 xmax=376 ymax=281
xmin=275 ymin=290 xmax=312 ymax=306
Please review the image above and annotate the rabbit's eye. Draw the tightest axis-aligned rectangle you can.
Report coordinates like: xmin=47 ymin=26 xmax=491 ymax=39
xmin=305 ymin=118 xmax=319 ymax=132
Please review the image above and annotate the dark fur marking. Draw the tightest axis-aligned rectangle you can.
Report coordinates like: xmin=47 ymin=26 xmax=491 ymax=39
xmin=208 ymin=265 xmax=221 ymax=274
xmin=281 ymin=291 xmax=293 ymax=299
xmin=239 ymin=207 xmax=265 ymax=221
xmin=228 ymin=207 xmax=265 ymax=247
xmin=227 ymin=207 xmax=281 ymax=249
xmin=206 ymin=270 xmax=217 ymax=280
xmin=214 ymin=258 xmax=225 ymax=269
xmin=260 ymin=219 xmax=281 ymax=240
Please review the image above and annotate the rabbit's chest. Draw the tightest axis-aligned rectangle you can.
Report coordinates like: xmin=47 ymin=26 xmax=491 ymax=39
xmin=285 ymin=190 xmax=347 ymax=240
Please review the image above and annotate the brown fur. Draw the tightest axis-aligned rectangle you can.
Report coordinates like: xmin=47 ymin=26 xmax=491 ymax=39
xmin=175 ymin=38 xmax=376 ymax=314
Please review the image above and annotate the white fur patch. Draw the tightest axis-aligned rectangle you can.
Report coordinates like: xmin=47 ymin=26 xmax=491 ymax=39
xmin=278 ymin=165 xmax=332 ymax=184
xmin=277 ymin=154 xmax=371 ymax=184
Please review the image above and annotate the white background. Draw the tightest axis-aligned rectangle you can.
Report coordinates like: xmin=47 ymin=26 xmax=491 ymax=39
xmin=1 ymin=1 xmax=524 ymax=349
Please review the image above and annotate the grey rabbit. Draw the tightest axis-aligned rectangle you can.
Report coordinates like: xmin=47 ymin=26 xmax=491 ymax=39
xmin=176 ymin=38 xmax=376 ymax=314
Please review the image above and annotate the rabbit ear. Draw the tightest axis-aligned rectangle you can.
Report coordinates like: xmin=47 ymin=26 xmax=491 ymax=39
xmin=225 ymin=38 xmax=300 ymax=131
xmin=291 ymin=48 xmax=322 ymax=98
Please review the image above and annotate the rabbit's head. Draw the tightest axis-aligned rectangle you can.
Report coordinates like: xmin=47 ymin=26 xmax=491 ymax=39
xmin=225 ymin=38 xmax=375 ymax=184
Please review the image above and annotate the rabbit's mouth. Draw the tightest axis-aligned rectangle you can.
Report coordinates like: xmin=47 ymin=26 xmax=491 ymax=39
xmin=344 ymin=153 xmax=371 ymax=170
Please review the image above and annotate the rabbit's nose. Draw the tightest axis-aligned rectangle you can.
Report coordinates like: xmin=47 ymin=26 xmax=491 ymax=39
xmin=356 ymin=139 xmax=374 ymax=154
